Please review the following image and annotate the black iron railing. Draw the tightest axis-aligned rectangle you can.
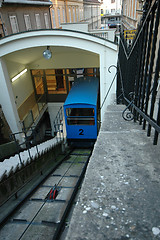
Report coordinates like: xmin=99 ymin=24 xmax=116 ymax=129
xmin=117 ymin=0 xmax=160 ymax=145
xmin=10 ymin=126 xmax=40 ymax=164
xmin=53 ymin=106 xmax=65 ymax=144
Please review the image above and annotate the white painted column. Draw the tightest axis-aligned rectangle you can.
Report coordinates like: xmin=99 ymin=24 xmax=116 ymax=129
xmin=100 ymin=47 xmax=118 ymax=122
xmin=0 ymin=57 xmax=22 ymax=134
xmin=100 ymin=50 xmax=107 ymax=121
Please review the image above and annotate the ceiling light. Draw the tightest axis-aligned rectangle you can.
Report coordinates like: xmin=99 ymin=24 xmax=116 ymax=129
xmin=11 ymin=68 xmax=27 ymax=82
xmin=43 ymin=46 xmax=52 ymax=60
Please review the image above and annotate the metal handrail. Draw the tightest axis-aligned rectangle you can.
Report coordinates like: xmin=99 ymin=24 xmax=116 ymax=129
xmin=53 ymin=107 xmax=65 ymax=144
xmin=117 ymin=57 xmax=160 ymax=144
xmin=10 ymin=126 xmax=39 ymax=164
xmin=117 ymin=0 xmax=160 ymax=145
xmin=100 ymin=65 xmax=117 ymax=110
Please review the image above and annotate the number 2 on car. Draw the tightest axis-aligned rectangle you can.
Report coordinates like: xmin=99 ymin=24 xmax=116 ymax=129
xmin=79 ymin=129 xmax=84 ymax=135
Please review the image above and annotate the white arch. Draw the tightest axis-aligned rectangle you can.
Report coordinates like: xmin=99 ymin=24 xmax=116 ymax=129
xmin=0 ymin=29 xmax=117 ymax=56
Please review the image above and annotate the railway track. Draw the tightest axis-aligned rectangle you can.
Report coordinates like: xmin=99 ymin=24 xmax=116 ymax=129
xmin=0 ymin=148 xmax=92 ymax=240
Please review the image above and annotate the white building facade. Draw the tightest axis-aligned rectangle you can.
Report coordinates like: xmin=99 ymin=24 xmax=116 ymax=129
xmin=101 ymin=0 xmax=122 ymax=15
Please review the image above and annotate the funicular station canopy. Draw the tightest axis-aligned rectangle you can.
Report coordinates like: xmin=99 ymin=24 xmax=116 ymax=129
xmin=0 ymin=29 xmax=117 ymax=137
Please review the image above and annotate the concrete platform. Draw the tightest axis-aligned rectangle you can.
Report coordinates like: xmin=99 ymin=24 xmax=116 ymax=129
xmin=65 ymin=104 xmax=160 ymax=240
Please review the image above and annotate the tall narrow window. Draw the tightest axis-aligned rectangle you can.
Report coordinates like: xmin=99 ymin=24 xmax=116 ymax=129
xmin=80 ymin=8 xmax=82 ymax=21
xmin=69 ymin=7 xmax=72 ymax=23
xmin=31 ymin=70 xmax=44 ymax=95
xmin=35 ymin=13 xmax=41 ymax=29
xmin=9 ymin=15 xmax=19 ymax=33
xmin=44 ymin=13 xmax=50 ymax=29
xmin=80 ymin=8 xmax=83 ymax=21
xmin=76 ymin=8 xmax=79 ymax=22
xmin=55 ymin=69 xmax=64 ymax=89
xmin=52 ymin=9 xmax=56 ymax=28
xmin=63 ymin=8 xmax=66 ymax=23
xmin=73 ymin=7 xmax=75 ymax=23
xmin=134 ymin=0 xmax=137 ymax=19
xmin=58 ymin=8 xmax=61 ymax=27
xmin=24 ymin=14 xmax=32 ymax=31
xmin=124 ymin=4 xmax=127 ymax=16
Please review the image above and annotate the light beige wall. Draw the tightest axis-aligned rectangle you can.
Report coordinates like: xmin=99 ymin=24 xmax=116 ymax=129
xmin=50 ymin=0 xmax=83 ymax=28
xmin=29 ymin=50 xmax=99 ymax=69
xmin=122 ymin=0 xmax=142 ymax=29
xmin=6 ymin=60 xmax=34 ymax=108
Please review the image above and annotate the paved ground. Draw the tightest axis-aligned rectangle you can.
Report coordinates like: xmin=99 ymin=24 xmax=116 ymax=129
xmin=64 ymin=104 xmax=160 ymax=240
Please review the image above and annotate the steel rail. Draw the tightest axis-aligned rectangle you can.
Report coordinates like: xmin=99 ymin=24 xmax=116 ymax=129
xmin=0 ymin=149 xmax=72 ymax=228
xmin=17 ymin=152 xmax=80 ymax=240
xmin=53 ymin=148 xmax=93 ymax=240
xmin=0 ymin=147 xmax=93 ymax=240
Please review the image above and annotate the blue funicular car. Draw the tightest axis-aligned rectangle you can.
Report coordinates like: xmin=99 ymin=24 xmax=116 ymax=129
xmin=63 ymin=76 xmax=99 ymax=146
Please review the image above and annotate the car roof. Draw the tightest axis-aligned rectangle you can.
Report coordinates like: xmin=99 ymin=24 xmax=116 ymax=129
xmin=64 ymin=77 xmax=99 ymax=107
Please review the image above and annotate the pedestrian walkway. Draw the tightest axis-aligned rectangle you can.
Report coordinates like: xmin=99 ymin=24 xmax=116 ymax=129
xmin=65 ymin=104 xmax=160 ymax=240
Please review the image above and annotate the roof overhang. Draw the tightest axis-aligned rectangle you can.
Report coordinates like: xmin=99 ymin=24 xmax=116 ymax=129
xmin=3 ymin=0 xmax=52 ymax=6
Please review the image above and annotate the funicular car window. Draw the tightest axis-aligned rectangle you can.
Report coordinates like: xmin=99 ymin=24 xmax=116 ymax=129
xmin=66 ymin=108 xmax=94 ymax=116
xmin=66 ymin=108 xmax=95 ymax=125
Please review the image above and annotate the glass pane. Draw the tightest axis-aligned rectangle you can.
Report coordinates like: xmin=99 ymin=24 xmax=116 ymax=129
xmin=57 ymin=75 xmax=64 ymax=89
xmin=45 ymin=69 xmax=55 ymax=75
xmin=23 ymin=111 xmax=33 ymax=129
xmin=87 ymin=68 xmax=94 ymax=76
xmin=67 ymin=117 xmax=95 ymax=125
xmin=46 ymin=75 xmax=57 ymax=94
xmin=66 ymin=108 xmax=95 ymax=117
xmin=34 ymin=76 xmax=44 ymax=94
xmin=31 ymin=70 xmax=43 ymax=76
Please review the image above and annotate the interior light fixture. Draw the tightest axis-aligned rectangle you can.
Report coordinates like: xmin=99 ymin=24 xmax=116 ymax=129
xmin=43 ymin=46 xmax=52 ymax=60
xmin=11 ymin=68 xmax=27 ymax=82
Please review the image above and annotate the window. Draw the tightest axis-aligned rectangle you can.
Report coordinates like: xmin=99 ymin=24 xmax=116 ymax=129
xmin=73 ymin=7 xmax=76 ymax=23
xmin=63 ymin=8 xmax=66 ymax=23
xmin=66 ymin=108 xmax=94 ymax=117
xmin=24 ymin=14 xmax=32 ymax=31
xmin=69 ymin=7 xmax=72 ymax=23
xmin=52 ymin=9 xmax=56 ymax=28
xmin=131 ymin=0 xmax=134 ymax=18
xmin=45 ymin=69 xmax=67 ymax=94
xmin=58 ymin=8 xmax=61 ymax=26
xmin=134 ymin=0 xmax=137 ymax=19
xmin=124 ymin=4 xmax=127 ymax=16
xmin=76 ymin=8 xmax=79 ymax=22
xmin=80 ymin=8 xmax=83 ymax=21
xmin=9 ymin=15 xmax=19 ymax=33
xmin=66 ymin=108 xmax=95 ymax=125
xmin=111 ymin=0 xmax=115 ymax=3
xmin=35 ymin=13 xmax=41 ymax=29
xmin=45 ymin=70 xmax=57 ymax=94
xmin=44 ymin=13 xmax=50 ymax=29
xmin=55 ymin=69 xmax=65 ymax=89
xmin=31 ymin=68 xmax=99 ymax=96
xmin=31 ymin=70 xmax=44 ymax=95
xmin=110 ymin=17 xmax=115 ymax=21
xmin=111 ymin=9 xmax=115 ymax=13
